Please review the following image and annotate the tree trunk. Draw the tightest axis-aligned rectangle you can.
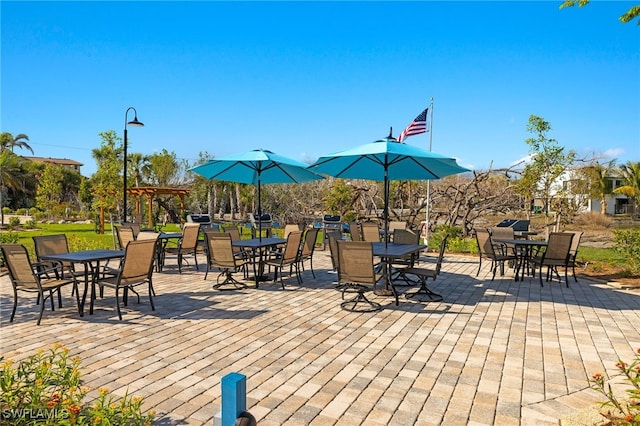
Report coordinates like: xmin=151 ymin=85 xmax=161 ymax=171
xmin=0 ymin=186 xmax=4 ymax=226
xmin=99 ymin=207 xmax=105 ymax=234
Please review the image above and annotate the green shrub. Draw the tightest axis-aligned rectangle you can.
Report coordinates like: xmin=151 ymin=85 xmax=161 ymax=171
xmin=23 ymin=220 xmax=37 ymax=229
xmin=2 ymin=207 xmax=11 ymax=214
xmin=613 ymin=228 xmax=640 ymax=274
xmin=8 ymin=217 xmax=21 ymax=229
xmin=0 ymin=232 xmax=20 ymax=266
xmin=0 ymin=232 xmax=19 ymax=244
xmin=0 ymin=344 xmax=155 ymax=425
xmin=428 ymin=225 xmax=465 ymax=251
xmin=448 ymin=236 xmax=477 ymax=254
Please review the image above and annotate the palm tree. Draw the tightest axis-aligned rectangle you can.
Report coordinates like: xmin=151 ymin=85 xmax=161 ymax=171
xmin=127 ymin=152 xmax=151 ymax=223
xmin=614 ymin=161 xmax=640 ymax=216
xmin=127 ymin=152 xmax=151 ymax=188
xmin=0 ymin=133 xmax=32 ymax=226
xmin=0 ymin=132 xmax=33 ymax=154
xmin=0 ymin=150 xmax=28 ymax=225
xmin=583 ymin=160 xmax=616 ymax=215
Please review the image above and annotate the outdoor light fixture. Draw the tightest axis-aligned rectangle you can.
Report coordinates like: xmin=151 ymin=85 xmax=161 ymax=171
xmin=123 ymin=107 xmax=144 ymax=223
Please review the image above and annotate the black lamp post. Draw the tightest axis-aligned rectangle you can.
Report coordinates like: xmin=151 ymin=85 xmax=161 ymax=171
xmin=123 ymin=107 xmax=144 ymax=223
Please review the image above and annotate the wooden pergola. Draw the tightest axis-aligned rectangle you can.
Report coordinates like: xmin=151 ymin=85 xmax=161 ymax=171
xmin=127 ymin=186 xmax=191 ymax=229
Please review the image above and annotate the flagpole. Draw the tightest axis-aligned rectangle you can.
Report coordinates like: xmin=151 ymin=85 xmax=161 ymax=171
xmin=423 ymin=97 xmax=434 ymax=246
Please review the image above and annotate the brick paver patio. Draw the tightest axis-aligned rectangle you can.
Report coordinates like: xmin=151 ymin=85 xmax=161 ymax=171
xmin=2 ymin=249 xmax=639 ymax=425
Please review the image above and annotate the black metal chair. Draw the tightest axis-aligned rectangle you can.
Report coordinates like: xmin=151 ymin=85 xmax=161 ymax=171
xmin=402 ymin=234 xmax=449 ymax=303
xmin=204 ymin=232 xmax=249 ymax=290
xmin=298 ymin=227 xmax=320 ymax=280
xmin=336 ymin=241 xmax=383 ymax=312
xmin=264 ymin=230 xmax=304 ymax=289
xmin=1 ymin=244 xmax=80 ymax=325
xmin=92 ymin=238 xmax=158 ymax=320
xmin=531 ymin=232 xmax=575 ymax=287
xmin=475 ymin=229 xmax=518 ymax=281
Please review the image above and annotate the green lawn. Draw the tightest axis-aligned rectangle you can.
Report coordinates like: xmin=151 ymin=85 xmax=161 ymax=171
xmin=8 ymin=223 xmax=181 ymax=258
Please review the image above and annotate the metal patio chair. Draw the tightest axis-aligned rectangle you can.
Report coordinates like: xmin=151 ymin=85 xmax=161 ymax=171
xmin=1 ymin=244 xmax=80 ymax=325
xmin=92 ymin=239 xmax=157 ymax=319
xmin=336 ymin=241 xmax=383 ymax=312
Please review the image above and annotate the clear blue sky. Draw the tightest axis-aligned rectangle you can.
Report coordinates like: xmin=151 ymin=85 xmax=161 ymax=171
xmin=2 ymin=1 xmax=638 ymax=177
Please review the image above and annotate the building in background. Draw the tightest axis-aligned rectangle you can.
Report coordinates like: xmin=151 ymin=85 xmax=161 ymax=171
xmin=22 ymin=156 xmax=83 ymax=174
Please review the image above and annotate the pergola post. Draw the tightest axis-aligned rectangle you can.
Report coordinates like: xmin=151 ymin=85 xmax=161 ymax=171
xmin=179 ymin=195 xmax=186 ymax=224
xmin=125 ymin=186 xmax=191 ymax=229
xmin=147 ymin=195 xmax=153 ymax=229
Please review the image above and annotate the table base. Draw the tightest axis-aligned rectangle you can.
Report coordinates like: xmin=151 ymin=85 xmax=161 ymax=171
xmin=405 ymin=288 xmax=443 ymax=302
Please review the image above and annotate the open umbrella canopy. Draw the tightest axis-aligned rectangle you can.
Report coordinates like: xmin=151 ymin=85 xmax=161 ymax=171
xmin=190 ymin=149 xmax=322 ymax=185
xmin=308 ymin=132 xmax=469 ymax=247
xmin=190 ymin=149 xmax=323 ymax=240
xmin=307 ymin=135 xmax=469 ymax=181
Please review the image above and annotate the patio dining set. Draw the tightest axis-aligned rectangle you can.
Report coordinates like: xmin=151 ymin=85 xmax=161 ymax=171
xmin=0 ymin=131 xmax=584 ymax=325
xmin=0 ymin=218 xmax=440 ymax=323
xmin=1 ymin=213 xmax=584 ymax=326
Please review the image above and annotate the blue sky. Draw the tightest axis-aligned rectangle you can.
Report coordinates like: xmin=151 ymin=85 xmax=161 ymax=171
xmin=2 ymin=1 xmax=638 ymax=177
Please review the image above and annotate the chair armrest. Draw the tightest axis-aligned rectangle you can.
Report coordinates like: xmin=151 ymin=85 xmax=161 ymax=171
xmin=32 ymin=262 xmax=61 ymax=276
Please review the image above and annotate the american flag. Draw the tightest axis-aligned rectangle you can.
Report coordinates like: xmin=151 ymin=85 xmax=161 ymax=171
xmin=397 ymin=108 xmax=428 ymax=142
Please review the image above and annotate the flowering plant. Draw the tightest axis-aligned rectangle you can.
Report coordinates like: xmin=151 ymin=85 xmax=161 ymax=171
xmin=0 ymin=343 xmax=154 ymax=425
xmin=589 ymin=348 xmax=640 ymax=425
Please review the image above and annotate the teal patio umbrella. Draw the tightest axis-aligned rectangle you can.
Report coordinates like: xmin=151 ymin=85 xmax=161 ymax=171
xmin=190 ymin=149 xmax=323 ymax=240
xmin=308 ymin=129 xmax=470 ymax=247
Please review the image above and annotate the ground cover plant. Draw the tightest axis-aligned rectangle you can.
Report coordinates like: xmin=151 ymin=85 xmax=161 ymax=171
xmin=0 ymin=343 xmax=154 ymax=425
xmin=589 ymin=348 xmax=640 ymax=425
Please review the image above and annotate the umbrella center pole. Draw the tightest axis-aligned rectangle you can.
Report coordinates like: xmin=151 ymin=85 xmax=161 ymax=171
xmin=258 ymin=176 xmax=262 ymax=242
xmin=384 ymin=169 xmax=389 ymax=249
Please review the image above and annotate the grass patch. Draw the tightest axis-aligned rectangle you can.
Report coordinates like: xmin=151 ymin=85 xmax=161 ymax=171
xmin=578 ymin=246 xmax=628 ymax=267
xmin=8 ymin=222 xmax=183 ymax=258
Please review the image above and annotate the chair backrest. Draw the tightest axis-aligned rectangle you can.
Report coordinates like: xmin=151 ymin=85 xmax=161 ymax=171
xmin=208 ymin=233 xmax=237 ymax=268
xmin=222 ymin=225 xmax=244 ymax=255
xmin=348 ymin=222 xmax=362 ymax=241
xmin=475 ymin=229 xmax=495 ymax=258
xmin=180 ymin=223 xmax=201 ymax=250
xmin=568 ymin=231 xmax=583 ymax=258
xmin=116 ymin=226 xmax=136 ymax=249
xmin=434 ymin=234 xmax=450 ymax=276
xmin=123 ymin=222 xmax=141 ymax=238
xmin=32 ymin=234 xmax=70 ymax=258
xmin=336 ymin=241 xmax=376 ymax=286
xmin=119 ymin=239 xmax=157 ymax=285
xmin=388 ymin=221 xmax=407 ymax=232
xmin=136 ymin=231 xmax=160 ymax=241
xmin=392 ymin=229 xmax=420 ymax=263
xmin=203 ymin=229 xmax=223 ymax=259
xmin=222 ymin=225 xmax=241 ymax=240
xmin=32 ymin=234 xmax=74 ymax=272
xmin=300 ymin=227 xmax=319 ymax=258
xmin=1 ymin=244 xmax=40 ymax=290
xmin=393 ymin=229 xmax=419 ymax=245
xmin=544 ymin=232 xmax=574 ymax=263
xmin=282 ymin=231 xmax=304 ymax=263
xmin=326 ymin=231 xmax=342 ymax=271
xmin=283 ymin=224 xmax=301 ymax=239
xmin=361 ymin=222 xmax=380 ymax=242
xmin=489 ymin=227 xmax=514 ymax=240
